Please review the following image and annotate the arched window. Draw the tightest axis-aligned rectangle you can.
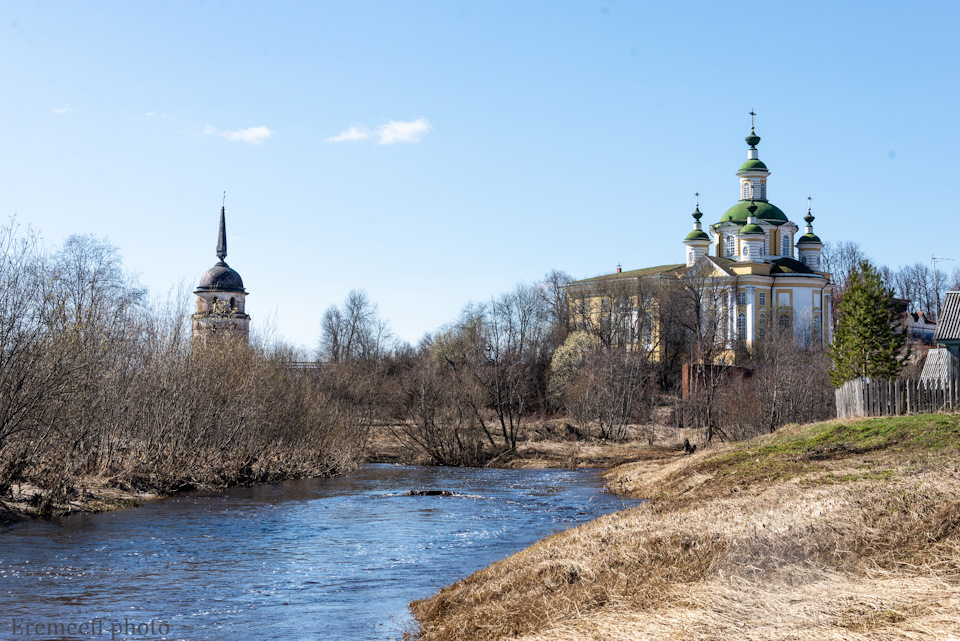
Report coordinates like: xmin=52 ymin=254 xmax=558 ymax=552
xmin=760 ymin=183 xmax=766 ymax=199
xmin=641 ymin=314 xmax=653 ymax=349
xmin=781 ymin=234 xmax=791 ymax=257
xmin=737 ymin=313 xmax=746 ymax=341
xmin=778 ymin=314 xmax=791 ymax=336
xmin=724 ymin=233 xmax=737 ymax=258
xmin=742 ymin=182 xmax=751 ymax=199
xmin=229 ymin=297 xmax=235 ymax=309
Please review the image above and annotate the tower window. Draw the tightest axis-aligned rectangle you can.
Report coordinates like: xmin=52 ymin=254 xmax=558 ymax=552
xmin=781 ymin=234 xmax=791 ymax=257
xmin=760 ymin=183 xmax=766 ymax=199
xmin=724 ymin=233 xmax=737 ymax=258
xmin=742 ymin=182 xmax=751 ymax=199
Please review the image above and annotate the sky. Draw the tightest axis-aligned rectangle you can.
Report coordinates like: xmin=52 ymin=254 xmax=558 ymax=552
xmin=2 ymin=1 xmax=959 ymax=350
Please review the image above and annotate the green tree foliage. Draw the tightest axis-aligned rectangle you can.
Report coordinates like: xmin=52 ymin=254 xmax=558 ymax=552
xmin=828 ymin=260 xmax=908 ymax=386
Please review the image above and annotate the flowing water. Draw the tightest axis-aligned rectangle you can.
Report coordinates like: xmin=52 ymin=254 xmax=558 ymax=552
xmin=0 ymin=465 xmax=638 ymax=640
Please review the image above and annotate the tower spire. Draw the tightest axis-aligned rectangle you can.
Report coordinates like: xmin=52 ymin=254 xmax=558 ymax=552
xmin=216 ymin=194 xmax=227 ymax=262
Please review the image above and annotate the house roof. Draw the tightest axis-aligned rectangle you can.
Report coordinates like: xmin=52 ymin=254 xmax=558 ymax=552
xmin=934 ymin=291 xmax=960 ymax=342
xmin=920 ymin=347 xmax=958 ymax=381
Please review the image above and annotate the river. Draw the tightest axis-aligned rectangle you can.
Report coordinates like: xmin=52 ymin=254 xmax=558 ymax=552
xmin=0 ymin=464 xmax=638 ymax=640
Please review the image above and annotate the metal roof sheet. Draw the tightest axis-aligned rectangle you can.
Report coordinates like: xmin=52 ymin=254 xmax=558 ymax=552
xmin=935 ymin=291 xmax=960 ymax=342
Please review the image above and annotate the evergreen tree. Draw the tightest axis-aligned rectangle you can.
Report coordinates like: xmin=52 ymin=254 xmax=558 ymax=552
xmin=828 ymin=260 xmax=909 ymax=386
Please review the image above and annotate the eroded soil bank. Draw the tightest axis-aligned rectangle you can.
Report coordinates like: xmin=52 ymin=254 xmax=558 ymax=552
xmin=410 ymin=414 xmax=960 ymax=641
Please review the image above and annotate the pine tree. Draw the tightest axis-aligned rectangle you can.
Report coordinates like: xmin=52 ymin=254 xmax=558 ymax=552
xmin=828 ymin=260 xmax=909 ymax=386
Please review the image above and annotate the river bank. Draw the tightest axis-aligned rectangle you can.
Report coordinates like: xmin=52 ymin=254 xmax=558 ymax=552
xmin=364 ymin=421 xmax=698 ymax=470
xmin=1 ymin=420 xmax=681 ymax=525
xmin=410 ymin=414 xmax=960 ymax=640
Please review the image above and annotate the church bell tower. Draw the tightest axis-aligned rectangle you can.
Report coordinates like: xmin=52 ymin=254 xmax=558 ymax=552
xmin=192 ymin=201 xmax=250 ymax=342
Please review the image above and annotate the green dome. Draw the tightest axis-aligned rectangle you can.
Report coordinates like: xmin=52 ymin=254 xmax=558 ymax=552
xmin=797 ymin=232 xmax=822 ymax=245
xmin=685 ymin=229 xmax=710 ymax=241
xmin=720 ymin=200 xmax=788 ymax=223
xmin=738 ymin=158 xmax=768 ymax=172
xmin=739 ymin=223 xmax=764 ymax=235
xmin=746 ymin=133 xmax=761 ymax=147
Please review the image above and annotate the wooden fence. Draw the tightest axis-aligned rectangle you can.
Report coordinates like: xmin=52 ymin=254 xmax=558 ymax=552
xmin=836 ymin=374 xmax=959 ymax=419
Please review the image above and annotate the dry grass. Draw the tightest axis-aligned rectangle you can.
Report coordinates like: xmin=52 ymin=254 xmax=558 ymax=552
xmin=410 ymin=414 xmax=960 ymax=640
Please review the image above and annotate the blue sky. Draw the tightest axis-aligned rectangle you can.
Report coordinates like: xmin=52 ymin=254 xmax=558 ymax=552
xmin=2 ymin=1 xmax=958 ymax=349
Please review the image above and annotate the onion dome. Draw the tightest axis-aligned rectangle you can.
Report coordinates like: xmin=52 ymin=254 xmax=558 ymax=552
xmin=745 ymin=132 xmax=761 ymax=148
xmin=739 ymin=201 xmax=765 ymax=235
xmin=685 ymin=204 xmax=710 ymax=241
xmin=797 ymin=207 xmax=822 ymax=244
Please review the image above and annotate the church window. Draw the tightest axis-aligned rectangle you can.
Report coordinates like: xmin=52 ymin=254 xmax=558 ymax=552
xmin=781 ymin=234 xmax=791 ymax=257
xmin=758 ymin=292 xmax=766 ymax=307
xmin=229 ymin=297 xmax=235 ymax=309
xmin=724 ymin=234 xmax=737 ymax=258
xmin=813 ymin=315 xmax=822 ymax=344
xmin=778 ymin=314 xmax=791 ymax=336
xmin=742 ymin=182 xmax=751 ymax=199
xmin=641 ymin=314 xmax=653 ymax=349
xmin=758 ymin=313 xmax=766 ymax=340
xmin=737 ymin=291 xmax=746 ymax=306
xmin=737 ymin=313 xmax=746 ymax=341
xmin=760 ymin=183 xmax=766 ymax=199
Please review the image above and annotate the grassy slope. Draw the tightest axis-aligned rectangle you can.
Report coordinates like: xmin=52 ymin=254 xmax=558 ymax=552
xmin=410 ymin=415 xmax=960 ymax=640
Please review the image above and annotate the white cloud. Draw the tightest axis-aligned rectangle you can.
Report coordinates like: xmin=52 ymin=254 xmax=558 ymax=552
xmin=327 ymin=126 xmax=372 ymax=142
xmin=377 ymin=118 xmax=431 ymax=144
xmin=204 ymin=124 xmax=273 ymax=144
xmin=51 ymin=105 xmax=71 ymax=115
xmin=327 ymin=118 xmax=432 ymax=145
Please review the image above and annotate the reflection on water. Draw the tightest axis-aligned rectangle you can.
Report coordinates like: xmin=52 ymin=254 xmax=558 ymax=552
xmin=0 ymin=465 xmax=638 ymax=640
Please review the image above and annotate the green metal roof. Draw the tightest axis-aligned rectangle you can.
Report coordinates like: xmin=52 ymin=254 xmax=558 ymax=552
xmin=770 ymin=257 xmax=814 ymax=274
xmin=797 ymin=232 xmax=822 ymax=244
xmin=737 ymin=158 xmax=768 ymax=172
xmin=719 ymin=200 xmax=788 ymax=223
xmin=685 ymin=229 xmax=710 ymax=241
xmin=739 ymin=223 xmax=764 ymax=235
xmin=570 ymin=263 xmax=685 ymax=284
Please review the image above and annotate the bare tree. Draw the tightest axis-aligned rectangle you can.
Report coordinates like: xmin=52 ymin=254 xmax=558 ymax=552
xmin=318 ymin=289 xmax=394 ymax=362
